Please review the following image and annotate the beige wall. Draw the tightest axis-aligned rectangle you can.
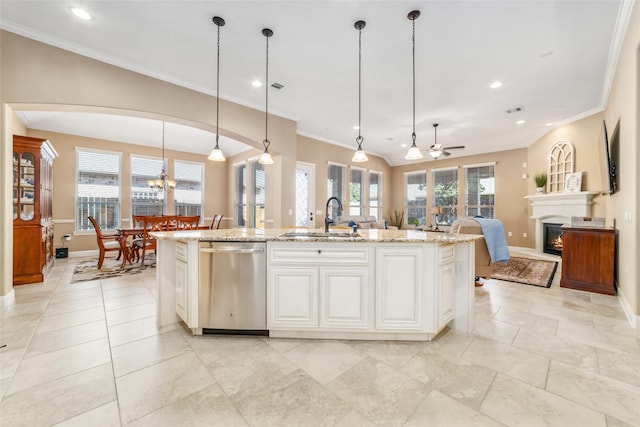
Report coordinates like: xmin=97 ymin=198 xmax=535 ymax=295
xmin=601 ymin=3 xmax=639 ymax=317
xmin=297 ymin=135 xmax=393 ymax=223
xmin=525 ymin=112 xmax=608 ymax=240
xmin=391 ymin=148 xmax=530 ymax=247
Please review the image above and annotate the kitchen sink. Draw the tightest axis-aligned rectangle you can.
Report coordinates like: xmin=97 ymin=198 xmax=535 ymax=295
xmin=279 ymin=231 xmax=362 ymax=239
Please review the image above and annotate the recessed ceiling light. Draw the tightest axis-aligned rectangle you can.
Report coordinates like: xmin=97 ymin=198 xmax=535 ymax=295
xmin=353 ymin=125 xmax=360 ymax=130
xmin=546 ymin=122 xmax=553 ymax=127
xmin=516 ymin=120 xmax=526 ymax=125
xmin=400 ymin=143 xmax=408 ymax=148
xmin=489 ymin=81 xmax=503 ymax=89
xmin=251 ymin=80 xmax=262 ymax=87
xmin=70 ymin=7 xmax=92 ymax=20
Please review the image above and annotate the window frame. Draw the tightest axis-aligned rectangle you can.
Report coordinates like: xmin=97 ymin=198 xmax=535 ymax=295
xmin=368 ymin=170 xmax=383 ymax=221
xmin=75 ymin=147 xmax=122 ymax=232
xmin=173 ymin=159 xmax=205 ymax=221
xmin=432 ymin=166 xmax=458 ymax=227
xmin=404 ymin=170 xmax=427 ymax=226
xmin=327 ymin=162 xmax=346 ymax=218
xmin=130 ymin=154 xmax=166 ymax=217
xmin=348 ymin=166 xmax=366 ymax=216
xmin=464 ymin=162 xmax=495 ymax=219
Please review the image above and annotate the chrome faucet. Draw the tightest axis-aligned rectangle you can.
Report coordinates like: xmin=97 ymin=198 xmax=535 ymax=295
xmin=324 ymin=197 xmax=343 ymax=233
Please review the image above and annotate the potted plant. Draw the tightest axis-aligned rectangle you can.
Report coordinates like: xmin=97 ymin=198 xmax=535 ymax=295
xmin=385 ymin=210 xmax=405 ymax=229
xmin=533 ymin=172 xmax=547 ymax=193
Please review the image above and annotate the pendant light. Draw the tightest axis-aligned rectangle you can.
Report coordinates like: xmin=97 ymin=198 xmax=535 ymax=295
xmin=148 ymin=121 xmax=177 ymax=192
xmin=351 ymin=20 xmax=368 ymax=163
xmin=405 ymin=10 xmax=424 ymax=161
xmin=258 ymin=28 xmax=275 ymax=165
xmin=208 ymin=16 xmax=226 ymax=162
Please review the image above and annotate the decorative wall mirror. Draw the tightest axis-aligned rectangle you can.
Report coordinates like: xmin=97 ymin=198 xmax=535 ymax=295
xmin=547 ymin=141 xmax=575 ymax=192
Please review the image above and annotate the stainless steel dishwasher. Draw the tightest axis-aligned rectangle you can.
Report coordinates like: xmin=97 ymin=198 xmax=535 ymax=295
xmin=198 ymin=241 xmax=267 ymax=334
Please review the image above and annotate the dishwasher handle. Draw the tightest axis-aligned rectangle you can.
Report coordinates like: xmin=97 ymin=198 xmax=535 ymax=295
xmin=200 ymin=247 xmax=265 ymax=254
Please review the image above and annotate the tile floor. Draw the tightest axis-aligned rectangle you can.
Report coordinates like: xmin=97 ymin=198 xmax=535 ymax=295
xmin=1 ymin=253 xmax=639 ymax=427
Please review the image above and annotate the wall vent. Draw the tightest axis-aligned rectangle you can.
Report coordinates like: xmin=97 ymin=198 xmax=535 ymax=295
xmin=271 ymin=82 xmax=284 ymax=89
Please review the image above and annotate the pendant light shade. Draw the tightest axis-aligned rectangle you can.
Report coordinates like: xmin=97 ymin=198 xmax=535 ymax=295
xmin=351 ymin=20 xmax=368 ymax=163
xmin=208 ymin=16 xmax=226 ymax=162
xmin=258 ymin=28 xmax=275 ymax=165
xmin=404 ymin=10 xmax=424 ymax=161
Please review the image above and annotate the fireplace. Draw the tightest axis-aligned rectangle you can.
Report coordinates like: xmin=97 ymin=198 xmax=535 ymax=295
xmin=543 ymin=223 xmax=563 ymax=255
xmin=525 ymin=192 xmax=598 ymax=253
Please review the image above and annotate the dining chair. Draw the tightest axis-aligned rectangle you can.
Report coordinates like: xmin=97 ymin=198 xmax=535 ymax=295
xmin=129 ymin=215 xmax=148 ymax=263
xmin=88 ymin=216 xmax=128 ymax=269
xmin=177 ymin=215 xmax=200 ymax=229
xmin=210 ymin=214 xmax=223 ymax=230
xmin=136 ymin=216 xmax=171 ymax=266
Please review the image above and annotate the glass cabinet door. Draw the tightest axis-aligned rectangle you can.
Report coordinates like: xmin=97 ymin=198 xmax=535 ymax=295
xmin=12 ymin=152 xmax=18 ymax=220
xmin=19 ymin=152 xmax=36 ymax=221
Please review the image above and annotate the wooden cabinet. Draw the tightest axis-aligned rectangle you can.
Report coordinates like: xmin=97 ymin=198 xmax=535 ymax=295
xmin=375 ymin=246 xmax=424 ymax=330
xmin=437 ymin=244 xmax=456 ymax=328
xmin=560 ymin=227 xmax=616 ymax=295
xmin=319 ymin=268 xmax=370 ymax=329
xmin=269 ymin=267 xmax=319 ymax=328
xmin=268 ymin=243 xmax=372 ymax=330
xmin=13 ymin=135 xmax=57 ymax=285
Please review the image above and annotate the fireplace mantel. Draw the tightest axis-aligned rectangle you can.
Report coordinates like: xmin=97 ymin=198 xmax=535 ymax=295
xmin=525 ymin=191 xmax=600 ymax=252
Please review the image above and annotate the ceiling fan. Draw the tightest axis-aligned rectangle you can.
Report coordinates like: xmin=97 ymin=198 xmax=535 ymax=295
xmin=426 ymin=123 xmax=465 ymax=159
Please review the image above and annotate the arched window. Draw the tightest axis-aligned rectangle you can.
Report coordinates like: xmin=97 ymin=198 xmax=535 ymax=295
xmin=547 ymin=141 xmax=574 ymax=192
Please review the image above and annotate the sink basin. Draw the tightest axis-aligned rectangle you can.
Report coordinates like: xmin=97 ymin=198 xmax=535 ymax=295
xmin=279 ymin=231 xmax=362 ymax=239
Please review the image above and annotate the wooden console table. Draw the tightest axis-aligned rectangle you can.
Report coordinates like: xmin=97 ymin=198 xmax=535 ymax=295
xmin=560 ymin=226 xmax=615 ymax=295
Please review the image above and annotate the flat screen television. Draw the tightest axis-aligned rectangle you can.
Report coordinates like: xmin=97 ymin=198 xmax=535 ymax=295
xmin=599 ymin=119 xmax=617 ymax=195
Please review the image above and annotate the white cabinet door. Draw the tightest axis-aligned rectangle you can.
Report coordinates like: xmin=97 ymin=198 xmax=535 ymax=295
xmin=375 ymin=246 xmax=424 ymax=330
xmin=268 ymin=267 xmax=318 ymax=328
xmin=319 ymin=268 xmax=371 ymax=329
xmin=438 ymin=260 xmax=455 ymax=327
xmin=175 ymin=260 xmax=188 ymax=323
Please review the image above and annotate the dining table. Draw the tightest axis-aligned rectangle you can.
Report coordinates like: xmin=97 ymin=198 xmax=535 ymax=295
xmin=117 ymin=225 xmax=209 ymax=264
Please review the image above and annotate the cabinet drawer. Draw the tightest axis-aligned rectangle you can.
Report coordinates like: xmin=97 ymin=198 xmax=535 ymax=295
xmin=175 ymin=242 xmax=188 ymax=262
xmin=270 ymin=245 xmax=369 ymax=265
xmin=438 ymin=244 xmax=455 ymax=264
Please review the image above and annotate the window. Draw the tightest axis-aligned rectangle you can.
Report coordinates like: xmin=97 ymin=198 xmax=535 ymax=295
xmin=327 ymin=163 xmax=345 ymax=218
xmin=174 ymin=160 xmax=204 ymax=219
xmin=349 ymin=168 xmax=365 ymax=216
xmin=76 ymin=148 xmax=121 ymax=231
xmin=368 ymin=171 xmax=382 ymax=220
xmin=252 ymin=161 xmax=266 ymax=228
xmin=131 ymin=155 xmax=165 ymax=217
xmin=432 ymin=167 xmax=458 ymax=226
xmin=465 ymin=164 xmax=495 ymax=218
xmin=234 ymin=160 xmax=265 ymax=228
xmin=235 ymin=163 xmax=247 ymax=227
xmin=405 ymin=171 xmax=427 ymax=226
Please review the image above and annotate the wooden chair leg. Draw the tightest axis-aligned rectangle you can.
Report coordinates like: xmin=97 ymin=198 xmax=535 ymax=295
xmin=97 ymin=250 xmax=105 ymax=269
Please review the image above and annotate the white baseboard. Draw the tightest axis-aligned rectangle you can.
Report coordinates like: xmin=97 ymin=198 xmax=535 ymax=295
xmin=618 ymin=288 xmax=639 ymax=329
xmin=0 ymin=288 xmax=16 ymax=307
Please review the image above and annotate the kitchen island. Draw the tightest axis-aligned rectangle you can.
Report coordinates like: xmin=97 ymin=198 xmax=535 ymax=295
xmin=152 ymin=228 xmax=481 ymax=341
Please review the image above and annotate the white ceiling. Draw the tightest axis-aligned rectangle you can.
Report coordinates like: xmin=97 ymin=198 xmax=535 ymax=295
xmin=0 ymin=1 xmax=627 ymax=166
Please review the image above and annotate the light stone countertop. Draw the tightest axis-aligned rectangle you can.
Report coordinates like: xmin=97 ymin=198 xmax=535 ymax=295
xmin=150 ymin=228 xmax=483 ymax=244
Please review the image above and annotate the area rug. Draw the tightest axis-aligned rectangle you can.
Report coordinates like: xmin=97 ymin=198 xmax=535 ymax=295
xmin=490 ymin=256 xmax=558 ymax=288
xmin=71 ymin=254 xmax=155 ymax=283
